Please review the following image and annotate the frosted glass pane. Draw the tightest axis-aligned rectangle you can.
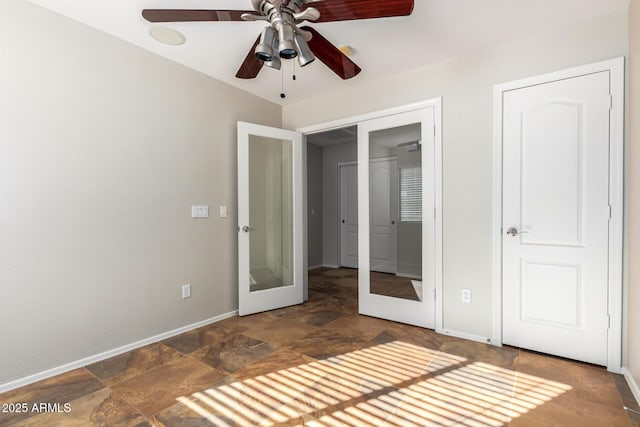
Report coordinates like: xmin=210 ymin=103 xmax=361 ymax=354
xmin=248 ymin=134 xmax=293 ymax=292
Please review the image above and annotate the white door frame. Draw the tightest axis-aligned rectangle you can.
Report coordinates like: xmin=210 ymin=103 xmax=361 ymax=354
xmin=491 ymin=58 xmax=625 ymax=372
xmin=298 ymin=98 xmax=444 ymax=332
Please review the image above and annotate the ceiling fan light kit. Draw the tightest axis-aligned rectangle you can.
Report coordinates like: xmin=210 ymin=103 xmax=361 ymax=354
xmin=141 ymin=0 xmax=414 ymax=80
xmin=276 ymin=22 xmax=298 ymax=59
xmin=265 ymin=37 xmax=282 ymax=70
xmin=294 ymin=33 xmax=315 ymax=67
xmin=256 ymin=26 xmax=276 ymax=61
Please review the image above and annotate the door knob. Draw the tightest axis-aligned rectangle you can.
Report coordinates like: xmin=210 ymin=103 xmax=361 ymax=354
xmin=241 ymin=225 xmax=257 ymax=233
xmin=506 ymin=227 xmax=528 ymax=237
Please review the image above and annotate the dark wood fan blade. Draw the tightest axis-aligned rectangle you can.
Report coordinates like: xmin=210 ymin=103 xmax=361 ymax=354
xmin=142 ymin=9 xmax=259 ymax=22
xmin=304 ymin=0 xmax=414 ymax=23
xmin=301 ymin=26 xmax=361 ymax=79
xmin=236 ymin=36 xmax=264 ymax=79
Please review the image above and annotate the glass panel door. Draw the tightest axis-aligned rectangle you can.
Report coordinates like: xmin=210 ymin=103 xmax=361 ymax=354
xmin=238 ymin=122 xmax=303 ymax=315
xmin=357 ymin=109 xmax=436 ymax=328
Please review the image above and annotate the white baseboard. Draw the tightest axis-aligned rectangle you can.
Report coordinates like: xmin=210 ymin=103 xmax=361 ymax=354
xmin=623 ymin=367 xmax=640 ymax=406
xmin=440 ymin=328 xmax=492 ymax=345
xmin=398 ymin=273 xmax=422 ymax=280
xmin=307 ymin=264 xmax=340 ymax=270
xmin=0 ymin=310 xmax=238 ymax=394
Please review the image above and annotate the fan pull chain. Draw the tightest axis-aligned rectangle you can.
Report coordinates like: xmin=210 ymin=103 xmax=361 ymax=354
xmin=293 ymin=61 xmax=297 ymax=81
xmin=280 ymin=64 xmax=286 ymax=99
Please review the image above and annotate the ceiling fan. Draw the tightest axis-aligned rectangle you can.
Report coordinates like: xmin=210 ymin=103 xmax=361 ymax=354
xmin=142 ymin=0 xmax=414 ymax=80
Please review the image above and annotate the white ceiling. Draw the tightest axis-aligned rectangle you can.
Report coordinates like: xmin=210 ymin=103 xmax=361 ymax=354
xmin=28 ymin=0 xmax=629 ymax=105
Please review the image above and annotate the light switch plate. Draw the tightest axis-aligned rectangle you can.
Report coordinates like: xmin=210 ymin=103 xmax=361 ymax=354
xmin=219 ymin=205 xmax=227 ymax=218
xmin=191 ymin=205 xmax=209 ymax=218
xmin=182 ymin=284 xmax=191 ymax=299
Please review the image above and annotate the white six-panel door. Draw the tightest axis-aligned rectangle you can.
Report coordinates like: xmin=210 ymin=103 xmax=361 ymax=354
xmin=501 ymin=72 xmax=611 ymax=365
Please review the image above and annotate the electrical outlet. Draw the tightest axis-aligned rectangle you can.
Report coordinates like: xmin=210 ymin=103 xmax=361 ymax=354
xmin=461 ymin=289 xmax=471 ymax=303
xmin=182 ymin=284 xmax=191 ymax=299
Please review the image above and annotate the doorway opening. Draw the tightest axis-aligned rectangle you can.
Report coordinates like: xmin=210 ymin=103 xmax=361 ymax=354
xmin=306 ymin=123 xmax=424 ymax=303
xmin=302 ymin=100 xmax=442 ymax=330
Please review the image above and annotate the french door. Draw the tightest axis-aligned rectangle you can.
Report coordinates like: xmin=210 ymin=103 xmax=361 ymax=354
xmin=237 ymin=122 xmax=304 ymax=316
xmin=357 ymin=108 xmax=437 ymax=328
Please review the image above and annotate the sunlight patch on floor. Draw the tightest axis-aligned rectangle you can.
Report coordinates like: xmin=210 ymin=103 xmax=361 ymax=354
xmin=175 ymin=341 xmax=571 ymax=426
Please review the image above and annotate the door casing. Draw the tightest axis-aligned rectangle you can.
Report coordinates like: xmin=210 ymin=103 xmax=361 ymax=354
xmin=492 ymin=57 xmax=625 ymax=372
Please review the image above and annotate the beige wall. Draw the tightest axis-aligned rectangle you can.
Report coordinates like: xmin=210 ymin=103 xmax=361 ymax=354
xmin=0 ymin=1 xmax=280 ymax=385
xmin=627 ymin=0 xmax=640 ymax=393
xmin=284 ymin=12 xmax=628 ymax=338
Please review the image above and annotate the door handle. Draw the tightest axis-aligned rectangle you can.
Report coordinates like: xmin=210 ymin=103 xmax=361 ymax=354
xmin=506 ymin=227 xmax=528 ymax=237
xmin=241 ymin=225 xmax=257 ymax=233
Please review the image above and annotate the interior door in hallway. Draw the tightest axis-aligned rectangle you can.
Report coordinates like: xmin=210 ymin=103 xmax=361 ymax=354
xmin=340 ymin=163 xmax=358 ymax=269
xmin=340 ymin=160 xmax=398 ymax=273
xmin=369 ymin=158 xmax=398 ymax=274
xmin=501 ymin=71 xmax=611 ymax=365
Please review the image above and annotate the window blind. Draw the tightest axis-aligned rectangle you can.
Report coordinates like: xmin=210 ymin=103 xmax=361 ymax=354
xmin=400 ymin=167 xmax=422 ymax=222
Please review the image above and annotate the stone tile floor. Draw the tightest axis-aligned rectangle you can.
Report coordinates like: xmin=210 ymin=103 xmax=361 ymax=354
xmin=1 ymin=268 xmax=638 ymax=426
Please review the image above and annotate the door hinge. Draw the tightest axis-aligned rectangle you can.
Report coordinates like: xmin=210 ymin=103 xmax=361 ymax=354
xmin=607 ymin=94 xmax=613 ymax=111
xmin=608 ymin=204 xmax=612 ymax=220
xmin=434 ymin=288 xmax=437 ymax=300
xmin=607 ymin=314 xmax=611 ymax=329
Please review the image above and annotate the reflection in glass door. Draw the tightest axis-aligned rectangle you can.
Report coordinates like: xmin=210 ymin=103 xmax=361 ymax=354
xmin=369 ymin=126 xmax=423 ymax=302
xmin=238 ymin=122 xmax=303 ymax=316
xmin=357 ymin=108 xmax=439 ymax=328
